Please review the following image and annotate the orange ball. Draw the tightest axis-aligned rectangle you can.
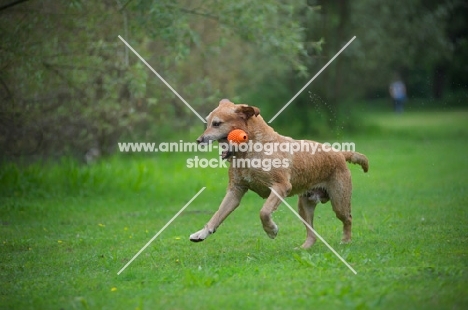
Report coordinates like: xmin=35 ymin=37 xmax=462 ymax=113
xmin=227 ymin=129 xmax=248 ymax=144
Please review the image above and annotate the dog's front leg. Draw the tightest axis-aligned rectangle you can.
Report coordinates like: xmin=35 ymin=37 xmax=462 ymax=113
xmin=189 ymin=186 xmax=247 ymax=242
xmin=260 ymin=183 xmax=291 ymax=239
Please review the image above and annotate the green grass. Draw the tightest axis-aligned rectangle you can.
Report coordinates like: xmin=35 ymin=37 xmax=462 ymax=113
xmin=1 ymin=108 xmax=468 ymax=309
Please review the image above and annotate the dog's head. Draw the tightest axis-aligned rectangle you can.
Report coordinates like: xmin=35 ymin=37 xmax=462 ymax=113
xmin=197 ymin=99 xmax=260 ymax=158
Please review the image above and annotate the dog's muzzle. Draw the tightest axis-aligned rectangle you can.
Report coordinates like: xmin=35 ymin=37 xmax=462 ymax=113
xmin=220 ymin=142 xmax=233 ymax=160
xmin=196 ymin=135 xmax=232 ymax=159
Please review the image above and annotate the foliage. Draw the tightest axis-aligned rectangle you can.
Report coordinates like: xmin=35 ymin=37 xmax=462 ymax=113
xmin=245 ymin=0 xmax=468 ymax=134
xmin=1 ymin=0 xmax=467 ymax=157
xmin=0 ymin=0 xmax=311 ymax=158
xmin=348 ymin=0 xmax=458 ymax=97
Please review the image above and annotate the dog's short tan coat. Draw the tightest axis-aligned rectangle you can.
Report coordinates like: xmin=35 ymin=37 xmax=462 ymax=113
xmin=190 ymin=99 xmax=368 ymax=248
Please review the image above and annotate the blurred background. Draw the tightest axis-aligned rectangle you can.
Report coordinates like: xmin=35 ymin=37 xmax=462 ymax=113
xmin=1 ymin=0 xmax=467 ymax=160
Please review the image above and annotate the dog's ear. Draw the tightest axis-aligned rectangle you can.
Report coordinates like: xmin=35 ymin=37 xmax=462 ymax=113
xmin=219 ymin=99 xmax=232 ymax=106
xmin=235 ymin=105 xmax=260 ymax=120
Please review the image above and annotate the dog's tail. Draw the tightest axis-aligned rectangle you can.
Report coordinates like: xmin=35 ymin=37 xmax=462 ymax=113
xmin=342 ymin=151 xmax=369 ymax=173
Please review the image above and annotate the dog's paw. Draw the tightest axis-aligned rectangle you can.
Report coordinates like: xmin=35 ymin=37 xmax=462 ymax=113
xmin=189 ymin=228 xmax=211 ymax=242
xmin=300 ymin=239 xmax=316 ymax=249
xmin=264 ymin=224 xmax=279 ymax=239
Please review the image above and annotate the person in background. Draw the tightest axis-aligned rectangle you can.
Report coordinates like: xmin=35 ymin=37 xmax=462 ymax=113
xmin=389 ymin=76 xmax=407 ymax=113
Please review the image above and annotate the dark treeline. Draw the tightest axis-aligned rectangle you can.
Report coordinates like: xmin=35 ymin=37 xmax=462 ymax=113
xmin=1 ymin=0 xmax=467 ymax=159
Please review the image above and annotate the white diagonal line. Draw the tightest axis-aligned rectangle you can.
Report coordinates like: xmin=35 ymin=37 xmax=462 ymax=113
xmin=268 ymin=36 xmax=356 ymax=123
xmin=118 ymin=35 xmax=206 ymax=123
xmin=117 ymin=187 xmax=206 ymax=275
xmin=269 ymin=187 xmax=357 ymax=275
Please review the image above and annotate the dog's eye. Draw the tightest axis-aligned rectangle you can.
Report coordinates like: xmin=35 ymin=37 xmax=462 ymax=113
xmin=212 ymin=121 xmax=222 ymax=127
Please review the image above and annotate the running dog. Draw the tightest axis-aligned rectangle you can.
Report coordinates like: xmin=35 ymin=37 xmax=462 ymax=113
xmin=190 ymin=99 xmax=368 ymax=248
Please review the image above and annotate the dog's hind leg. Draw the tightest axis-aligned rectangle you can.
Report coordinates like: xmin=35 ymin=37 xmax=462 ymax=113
xmin=190 ymin=186 xmax=247 ymax=242
xmin=298 ymin=195 xmax=318 ymax=249
xmin=328 ymin=172 xmax=353 ymax=243
xmin=260 ymin=183 xmax=291 ymax=239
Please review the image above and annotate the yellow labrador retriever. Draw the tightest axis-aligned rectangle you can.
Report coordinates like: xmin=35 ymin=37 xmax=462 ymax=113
xmin=190 ymin=99 xmax=368 ymax=248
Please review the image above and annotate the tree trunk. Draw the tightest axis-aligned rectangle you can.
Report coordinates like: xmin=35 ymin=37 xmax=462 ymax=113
xmin=433 ymin=63 xmax=445 ymax=99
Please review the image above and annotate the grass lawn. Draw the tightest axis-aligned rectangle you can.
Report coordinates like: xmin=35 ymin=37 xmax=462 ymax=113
xmin=1 ymin=108 xmax=468 ymax=309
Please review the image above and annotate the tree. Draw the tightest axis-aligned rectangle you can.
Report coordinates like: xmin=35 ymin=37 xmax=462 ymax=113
xmin=267 ymin=0 xmax=463 ymax=137
xmin=0 ymin=0 xmax=310 ymax=158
